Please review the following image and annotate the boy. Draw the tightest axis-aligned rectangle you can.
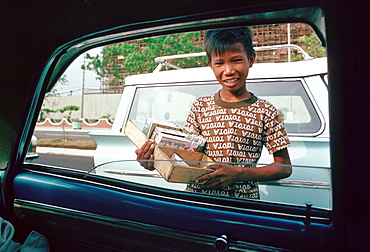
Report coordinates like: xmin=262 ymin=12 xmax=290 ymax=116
xmin=136 ymin=27 xmax=291 ymax=199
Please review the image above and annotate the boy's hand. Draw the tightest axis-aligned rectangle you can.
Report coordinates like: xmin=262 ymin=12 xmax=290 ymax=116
xmin=195 ymin=164 xmax=242 ymax=190
xmin=135 ymin=139 xmax=155 ymax=170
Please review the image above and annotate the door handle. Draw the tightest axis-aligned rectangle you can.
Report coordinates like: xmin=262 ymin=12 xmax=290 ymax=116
xmin=214 ymin=234 xmax=228 ymax=252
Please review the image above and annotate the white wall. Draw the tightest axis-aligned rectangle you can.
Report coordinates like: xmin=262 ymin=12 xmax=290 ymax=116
xmin=42 ymin=94 xmax=121 ymax=120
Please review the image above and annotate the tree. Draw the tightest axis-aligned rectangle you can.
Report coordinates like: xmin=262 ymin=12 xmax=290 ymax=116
xmin=39 ymin=74 xmax=69 ymax=121
xmin=47 ymin=73 xmax=69 ymax=96
xmin=39 ymin=108 xmax=57 ymax=121
xmin=82 ymin=32 xmax=207 ymax=86
xmin=289 ymin=33 xmax=327 ymax=61
xmin=59 ymin=105 xmax=80 ymax=120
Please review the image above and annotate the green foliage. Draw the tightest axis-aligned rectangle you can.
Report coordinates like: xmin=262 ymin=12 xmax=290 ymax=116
xmin=47 ymin=73 xmax=69 ymax=97
xmin=42 ymin=108 xmax=57 ymax=114
xmin=83 ymin=32 xmax=207 ymax=86
xmin=289 ymin=33 xmax=327 ymax=61
xmin=39 ymin=74 xmax=69 ymax=121
xmin=100 ymin=113 xmax=114 ymax=123
xmin=59 ymin=105 xmax=80 ymax=119
xmin=39 ymin=108 xmax=57 ymax=121
xmin=100 ymin=113 xmax=112 ymax=119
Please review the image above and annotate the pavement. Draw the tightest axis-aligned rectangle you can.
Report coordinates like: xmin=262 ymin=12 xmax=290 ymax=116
xmin=37 ymin=147 xmax=95 ymax=157
xmin=34 ymin=126 xmax=111 ymax=132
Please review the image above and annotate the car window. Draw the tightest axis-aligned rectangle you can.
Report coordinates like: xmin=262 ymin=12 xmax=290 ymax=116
xmin=31 ymin=22 xmax=331 ymax=210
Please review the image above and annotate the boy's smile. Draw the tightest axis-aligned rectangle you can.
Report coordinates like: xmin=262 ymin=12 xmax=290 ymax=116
xmin=208 ymin=42 xmax=255 ymax=102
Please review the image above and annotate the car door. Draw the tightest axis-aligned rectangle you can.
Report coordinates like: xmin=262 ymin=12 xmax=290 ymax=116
xmin=1 ymin=0 xmax=367 ymax=251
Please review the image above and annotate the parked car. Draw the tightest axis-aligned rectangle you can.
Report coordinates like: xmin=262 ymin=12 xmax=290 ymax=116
xmin=0 ymin=0 xmax=368 ymax=251
xmin=90 ymin=48 xmax=331 ymax=209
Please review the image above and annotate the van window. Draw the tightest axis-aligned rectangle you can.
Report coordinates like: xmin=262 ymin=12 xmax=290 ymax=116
xmin=128 ymin=80 xmax=321 ymax=134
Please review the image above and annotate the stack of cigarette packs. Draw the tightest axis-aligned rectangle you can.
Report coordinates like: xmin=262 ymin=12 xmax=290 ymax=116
xmin=151 ymin=126 xmax=206 ymax=152
xmin=144 ymin=118 xmax=206 ymax=152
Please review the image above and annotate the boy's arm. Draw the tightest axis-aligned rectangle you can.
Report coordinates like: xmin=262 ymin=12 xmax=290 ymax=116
xmin=195 ymin=148 xmax=291 ymax=190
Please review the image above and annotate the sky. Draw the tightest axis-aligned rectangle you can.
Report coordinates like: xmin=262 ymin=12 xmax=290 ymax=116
xmin=53 ymin=47 xmax=102 ymax=96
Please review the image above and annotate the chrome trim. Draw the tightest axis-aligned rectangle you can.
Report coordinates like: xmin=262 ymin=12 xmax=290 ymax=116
xmin=255 ymin=44 xmax=314 ymax=60
xmin=102 ymin=170 xmax=330 ymax=189
xmin=103 ymin=169 xmax=162 ymax=177
xmin=99 ymin=161 xmax=330 ymax=189
xmin=260 ymin=180 xmax=330 ymax=189
xmin=25 ymin=153 xmax=39 ymax=161
xmin=154 ymin=44 xmax=313 ymax=72
xmin=299 ymin=77 xmax=327 ymax=137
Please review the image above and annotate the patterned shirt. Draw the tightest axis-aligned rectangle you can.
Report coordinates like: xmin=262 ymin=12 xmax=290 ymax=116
xmin=184 ymin=91 xmax=290 ymax=199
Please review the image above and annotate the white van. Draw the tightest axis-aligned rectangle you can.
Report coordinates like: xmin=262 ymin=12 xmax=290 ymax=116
xmin=90 ymin=46 xmax=331 ymax=209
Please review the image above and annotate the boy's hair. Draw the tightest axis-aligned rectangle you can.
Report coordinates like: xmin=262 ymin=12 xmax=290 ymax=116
xmin=204 ymin=27 xmax=255 ymax=62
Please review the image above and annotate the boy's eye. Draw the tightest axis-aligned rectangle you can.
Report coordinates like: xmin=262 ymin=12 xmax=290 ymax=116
xmin=233 ymin=59 xmax=242 ymax=63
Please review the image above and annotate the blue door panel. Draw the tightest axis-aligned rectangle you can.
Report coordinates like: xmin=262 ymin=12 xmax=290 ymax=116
xmin=0 ymin=171 xmax=5 ymax=214
xmin=12 ymin=171 xmax=333 ymax=251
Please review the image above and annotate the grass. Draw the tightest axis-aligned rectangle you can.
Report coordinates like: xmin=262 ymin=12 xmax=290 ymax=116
xmin=38 ymin=138 xmax=97 ymax=150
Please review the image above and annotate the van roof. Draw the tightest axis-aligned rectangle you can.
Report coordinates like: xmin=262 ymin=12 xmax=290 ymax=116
xmin=124 ymin=56 xmax=327 ymax=86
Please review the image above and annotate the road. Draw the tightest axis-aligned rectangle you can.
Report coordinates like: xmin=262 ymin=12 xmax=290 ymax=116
xmin=34 ymin=153 xmax=94 ymax=172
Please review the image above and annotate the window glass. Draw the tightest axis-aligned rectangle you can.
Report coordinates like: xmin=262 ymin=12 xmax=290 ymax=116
xmin=128 ymin=84 xmax=220 ymax=126
xmin=31 ymin=23 xmax=331 ymax=209
xmin=248 ymin=80 xmax=322 ymax=133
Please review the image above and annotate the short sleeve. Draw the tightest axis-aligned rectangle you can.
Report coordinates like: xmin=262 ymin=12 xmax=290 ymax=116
xmin=263 ymin=105 xmax=291 ymax=154
xmin=183 ymin=100 xmax=200 ymax=134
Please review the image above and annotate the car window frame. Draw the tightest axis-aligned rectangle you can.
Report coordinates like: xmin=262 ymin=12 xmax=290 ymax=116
xmin=21 ymin=10 xmax=332 ymax=224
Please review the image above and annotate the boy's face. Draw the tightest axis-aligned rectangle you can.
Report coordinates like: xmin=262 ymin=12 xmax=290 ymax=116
xmin=208 ymin=42 xmax=255 ymax=95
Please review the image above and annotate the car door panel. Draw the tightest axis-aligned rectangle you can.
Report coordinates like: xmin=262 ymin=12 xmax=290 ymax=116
xmin=12 ymin=169 xmax=332 ymax=251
